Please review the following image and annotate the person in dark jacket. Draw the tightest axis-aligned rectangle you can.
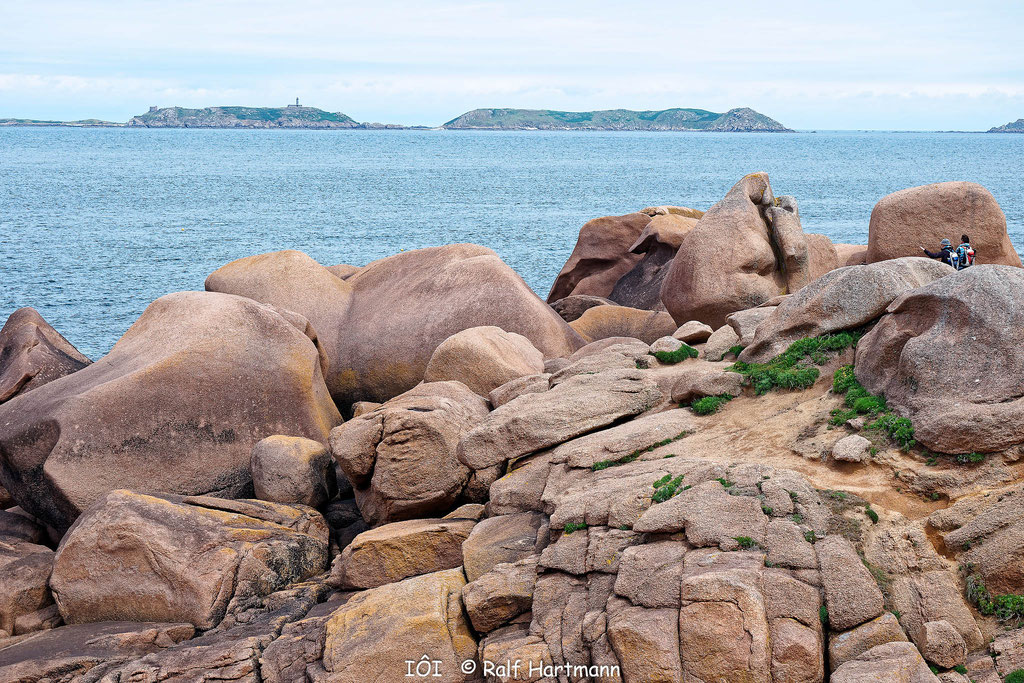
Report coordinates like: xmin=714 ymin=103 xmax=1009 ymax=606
xmin=921 ymin=238 xmax=956 ymax=267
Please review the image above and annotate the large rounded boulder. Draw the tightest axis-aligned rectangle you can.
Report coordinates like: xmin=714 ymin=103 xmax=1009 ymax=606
xmin=0 ymin=308 xmax=90 ymax=404
xmin=547 ymin=213 xmax=652 ymax=302
xmin=209 ymin=245 xmax=582 ymax=405
xmin=866 ymin=181 xmax=1021 ymax=267
xmin=423 ymin=326 xmax=545 ymax=396
xmin=741 ymin=257 xmax=954 ymax=363
xmin=855 ymin=266 xmax=1024 ymax=453
xmin=660 ymin=174 xmax=838 ymax=328
xmin=0 ymin=291 xmax=342 ymax=532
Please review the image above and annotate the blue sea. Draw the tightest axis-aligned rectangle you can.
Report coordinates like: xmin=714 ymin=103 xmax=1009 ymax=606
xmin=2 ymin=127 xmax=1023 ymax=359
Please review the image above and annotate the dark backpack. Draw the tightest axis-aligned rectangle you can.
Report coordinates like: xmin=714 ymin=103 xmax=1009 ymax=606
xmin=957 ymin=244 xmax=975 ymax=269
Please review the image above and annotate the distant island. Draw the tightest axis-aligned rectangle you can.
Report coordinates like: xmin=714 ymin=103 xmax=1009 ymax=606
xmin=1 ymin=102 xmax=791 ymax=132
xmin=127 ymin=103 xmax=413 ymax=129
xmin=989 ymin=118 xmax=1024 ymax=133
xmin=441 ymin=107 xmax=791 ymax=132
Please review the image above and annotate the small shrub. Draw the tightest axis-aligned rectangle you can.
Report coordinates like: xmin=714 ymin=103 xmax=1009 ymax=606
xmin=788 ymin=491 xmax=799 ymax=501
xmin=818 ymin=605 xmax=829 ymax=627
xmin=1006 ymin=670 xmax=1024 ymax=683
xmin=652 ymin=343 xmax=699 ymax=364
xmin=563 ymin=522 xmax=588 ymax=534
xmin=869 ymin=413 xmax=916 ymax=451
xmin=791 ymin=513 xmax=804 ymax=524
xmin=832 ymin=365 xmax=857 ymax=393
xmin=826 ymin=490 xmax=847 ymax=501
xmin=761 ymin=505 xmax=774 ymax=515
xmin=692 ymin=394 xmax=734 ymax=415
xmin=804 ymin=530 xmax=818 ymax=543
xmin=652 ymin=475 xmax=685 ymax=503
xmin=727 ymin=344 xmax=745 ymax=357
xmin=865 ymin=507 xmax=879 ymax=523
xmin=953 ymin=664 xmax=967 ymax=675
xmin=956 ymin=451 xmax=986 ymax=464
xmin=734 ymin=536 xmax=758 ymax=549
xmin=716 ymin=477 xmax=735 ymax=488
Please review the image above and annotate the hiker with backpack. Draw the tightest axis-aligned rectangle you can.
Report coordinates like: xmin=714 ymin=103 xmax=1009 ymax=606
xmin=956 ymin=234 xmax=976 ymax=269
xmin=921 ymin=238 xmax=958 ymax=268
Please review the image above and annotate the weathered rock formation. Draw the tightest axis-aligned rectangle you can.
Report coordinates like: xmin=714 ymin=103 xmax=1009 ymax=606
xmin=0 ymin=292 xmax=341 ymax=532
xmin=0 ymin=307 xmax=90 ymax=404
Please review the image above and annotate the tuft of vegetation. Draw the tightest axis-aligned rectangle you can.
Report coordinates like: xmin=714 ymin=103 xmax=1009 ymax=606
xmin=691 ymin=394 xmax=734 ymax=415
xmin=1006 ymin=670 xmax=1024 ymax=683
xmin=761 ymin=505 xmax=774 ymax=516
xmin=865 ymin=507 xmax=879 ymax=523
xmin=731 ymin=332 xmax=861 ymax=395
xmin=830 ymin=365 xmax=916 ymax=451
xmin=652 ymin=474 xmax=685 ymax=503
xmin=804 ymin=530 xmax=818 ymax=543
xmin=967 ymin=574 xmax=1024 ymax=625
xmin=734 ymin=536 xmax=759 ymax=549
xmin=562 ymin=522 xmax=588 ymax=535
xmin=727 ymin=344 xmax=746 ymax=357
xmin=715 ymin=477 xmax=735 ymax=489
xmin=952 ymin=664 xmax=967 ymax=675
xmin=818 ymin=605 xmax=829 ymax=627
xmin=957 ymin=451 xmax=986 ymax=464
xmin=592 ymin=431 xmax=690 ymax=470
xmin=652 ymin=343 xmax=699 ymax=364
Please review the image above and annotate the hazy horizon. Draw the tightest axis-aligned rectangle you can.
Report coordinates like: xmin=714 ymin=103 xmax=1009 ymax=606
xmin=2 ymin=0 xmax=1023 ymax=130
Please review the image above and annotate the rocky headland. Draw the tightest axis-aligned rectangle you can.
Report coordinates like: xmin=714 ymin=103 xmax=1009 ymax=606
xmin=3 ymin=176 xmax=1024 ymax=681
xmin=989 ymin=119 xmax=1024 ymax=133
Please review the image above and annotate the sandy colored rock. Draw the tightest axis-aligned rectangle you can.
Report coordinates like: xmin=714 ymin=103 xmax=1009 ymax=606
xmin=569 ymin=304 xmax=678 ymax=344
xmin=672 ymin=320 xmax=714 ymax=344
xmin=649 ymin=335 xmax=682 ymax=354
xmin=250 ymin=435 xmax=337 ymax=507
xmin=550 ymin=409 xmax=696 ymax=469
xmin=818 ymin=535 xmax=885 ymax=630
xmin=424 ymin=326 xmax=545 ymax=396
xmin=330 ymin=517 xmax=475 ymax=589
xmin=488 ymin=373 xmax=550 ymax=408
xmin=329 ymin=381 xmax=488 ymax=525
xmin=463 ymin=556 xmax=537 ymax=633
xmin=831 ymin=641 xmax=939 ymax=682
xmin=727 ymin=306 xmax=777 ymax=346
xmin=833 ymin=434 xmax=872 ymax=463
xmin=0 ymin=621 xmax=195 ymax=682
xmin=670 ymin=360 xmax=744 ymax=404
xmin=457 ymin=368 xmax=661 ymax=471
xmin=49 ymin=490 xmax=328 ymax=629
xmin=610 ymin=213 xmax=700 ymax=311
xmin=634 ymin=480 xmax=767 ymax=548
xmin=866 ymin=181 xmax=1021 ymax=267
xmin=613 ymin=540 xmax=687 ymax=608
xmin=856 ymin=265 xmax=1024 ymax=453
xmin=350 ymin=400 xmax=381 ymax=417
xmin=321 ymin=568 xmax=477 ymax=682
xmin=462 ymin=512 xmax=548 ymax=582
xmin=703 ymin=324 xmax=741 ymax=361
xmin=549 ymin=294 xmax=615 ymax=322
xmin=829 ymin=612 xmax=909 ymax=672
xmin=607 ymin=605 xmax=682 ymax=682
xmin=920 ymin=619 xmax=966 ymax=668
xmin=741 ymin=257 xmax=953 ymax=363
xmin=547 ymin=212 xmax=652 ymax=302
xmin=0 ymin=307 xmax=90 ymax=404
xmin=209 ymin=245 xmax=583 ymax=405
xmin=835 ymin=243 xmax=868 ymax=266
xmin=0 ymin=538 xmax=54 ymax=638
xmin=326 ymin=262 xmax=360 ymax=279
xmin=0 ymin=291 xmax=341 ymax=532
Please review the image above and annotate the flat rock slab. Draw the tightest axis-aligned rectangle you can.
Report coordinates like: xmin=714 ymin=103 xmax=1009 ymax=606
xmin=550 ymin=409 xmax=696 ymax=469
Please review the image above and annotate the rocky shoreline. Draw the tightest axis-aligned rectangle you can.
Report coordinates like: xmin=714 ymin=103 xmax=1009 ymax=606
xmin=2 ymin=175 xmax=1024 ymax=681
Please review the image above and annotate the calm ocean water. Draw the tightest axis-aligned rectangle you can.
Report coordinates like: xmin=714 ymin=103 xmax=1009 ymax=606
xmin=2 ymin=127 xmax=1023 ymax=359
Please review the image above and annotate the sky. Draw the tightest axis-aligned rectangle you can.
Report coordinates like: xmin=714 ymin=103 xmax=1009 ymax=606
xmin=1 ymin=0 xmax=1023 ymax=130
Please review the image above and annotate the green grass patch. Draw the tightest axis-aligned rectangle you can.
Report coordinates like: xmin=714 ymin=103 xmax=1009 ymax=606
xmin=1006 ymin=670 xmax=1024 ymax=683
xmin=818 ymin=605 xmax=829 ymax=627
xmin=830 ymin=365 xmax=916 ymax=451
xmin=804 ymin=530 xmax=818 ymax=543
xmin=734 ymin=536 xmax=759 ymax=549
xmin=730 ymin=332 xmax=860 ymax=395
xmin=865 ymin=507 xmax=879 ymax=523
xmin=691 ymin=394 xmax=734 ymax=415
xmin=652 ymin=343 xmax=699 ymax=364
xmin=715 ymin=477 xmax=735 ymax=489
xmin=956 ymin=452 xmax=986 ymax=464
xmin=727 ymin=344 xmax=745 ymax=357
xmin=651 ymin=474 xmax=685 ymax=503
xmin=562 ymin=522 xmax=588 ymax=534
xmin=967 ymin=574 xmax=1024 ymax=625
xmin=592 ymin=431 xmax=690 ymax=470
